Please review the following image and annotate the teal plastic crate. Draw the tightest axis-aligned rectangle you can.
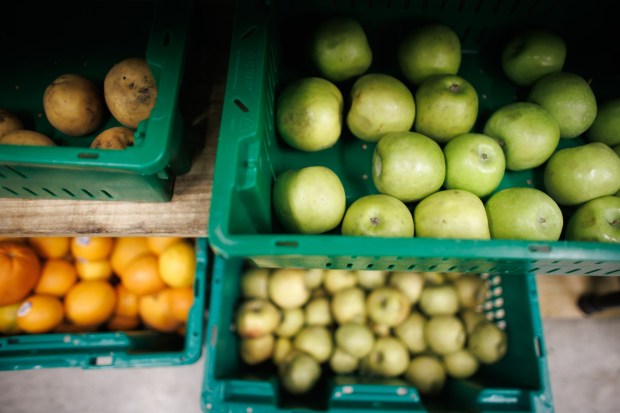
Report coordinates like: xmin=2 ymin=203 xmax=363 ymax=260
xmin=0 ymin=238 xmax=208 ymax=370
xmin=201 ymin=257 xmax=552 ymax=413
xmin=0 ymin=0 xmax=192 ymax=202
xmin=208 ymin=0 xmax=620 ymax=274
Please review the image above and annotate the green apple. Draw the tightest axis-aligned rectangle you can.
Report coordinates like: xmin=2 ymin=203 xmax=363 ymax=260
xmin=372 ymin=131 xmax=445 ymax=202
xmin=309 ymin=16 xmax=372 ymax=82
xmin=425 ymin=315 xmax=466 ymax=355
xmin=276 ymin=77 xmax=343 ymax=151
xmin=566 ymin=196 xmax=620 ymax=243
xmin=240 ymin=268 xmax=270 ymax=299
xmin=414 ymin=190 xmax=490 ymax=239
xmin=501 ymin=29 xmax=566 ymax=86
xmin=389 ymin=271 xmax=424 ymax=304
xmin=443 ymin=133 xmax=506 ymax=197
xmin=304 ymin=297 xmax=333 ymax=326
xmin=269 ymin=268 xmax=311 ymax=309
xmin=304 ymin=269 xmax=325 ymax=290
xmin=414 ymin=74 xmax=478 ymax=144
xmin=398 ymin=24 xmax=461 ymax=85
xmin=586 ymin=98 xmax=620 ymax=146
xmin=236 ymin=299 xmax=281 ymax=338
xmin=366 ymin=287 xmax=410 ymax=327
xmin=367 ymin=337 xmax=410 ymax=377
xmin=341 ymin=194 xmax=414 ymax=237
xmin=275 ymin=308 xmax=305 ymax=337
xmin=443 ymin=349 xmax=479 ymax=379
xmin=460 ymin=309 xmax=486 ymax=335
xmin=405 ymin=355 xmax=446 ymax=396
xmin=273 ymin=166 xmax=346 ymax=234
xmin=544 ymin=143 xmax=620 ymax=205
xmin=279 ymin=351 xmax=322 ymax=394
xmin=240 ymin=334 xmax=275 ymax=365
xmin=419 ymin=284 xmax=460 ymax=316
xmin=527 ymin=72 xmax=597 ymax=139
xmin=485 ymin=187 xmax=564 ymax=241
xmin=324 ymin=270 xmax=357 ymax=294
xmin=273 ymin=337 xmax=293 ymax=366
xmin=329 ymin=348 xmax=359 ymax=374
xmin=468 ymin=321 xmax=508 ymax=364
xmin=355 ymin=270 xmax=387 ymax=289
xmin=454 ymin=274 xmax=488 ymax=309
xmin=293 ymin=326 xmax=333 ymax=363
xmin=394 ymin=312 xmax=427 ymax=354
xmin=335 ymin=322 xmax=375 ymax=358
xmin=483 ymin=102 xmax=560 ymax=171
xmin=331 ymin=287 xmax=367 ymax=324
xmin=347 ymin=73 xmax=415 ymax=142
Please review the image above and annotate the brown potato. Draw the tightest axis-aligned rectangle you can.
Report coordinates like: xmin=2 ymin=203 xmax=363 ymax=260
xmin=43 ymin=74 xmax=105 ymax=136
xmin=90 ymin=126 xmax=135 ymax=150
xmin=0 ymin=130 xmax=55 ymax=146
xmin=0 ymin=109 xmax=24 ymax=138
xmin=104 ymin=58 xmax=158 ymax=129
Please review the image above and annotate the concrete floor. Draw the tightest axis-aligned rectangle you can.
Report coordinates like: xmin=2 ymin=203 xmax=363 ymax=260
xmin=1 ymin=319 xmax=619 ymax=413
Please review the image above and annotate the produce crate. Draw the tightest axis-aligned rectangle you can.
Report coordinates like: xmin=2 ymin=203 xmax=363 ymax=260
xmin=208 ymin=0 xmax=620 ymax=275
xmin=0 ymin=0 xmax=192 ymax=202
xmin=0 ymin=238 xmax=208 ymax=370
xmin=201 ymin=256 xmax=552 ymax=412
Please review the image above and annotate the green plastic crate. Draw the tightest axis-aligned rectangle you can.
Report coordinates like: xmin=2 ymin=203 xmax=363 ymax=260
xmin=201 ymin=257 xmax=552 ymax=412
xmin=208 ymin=0 xmax=620 ymax=274
xmin=0 ymin=0 xmax=192 ymax=202
xmin=0 ymin=238 xmax=208 ymax=370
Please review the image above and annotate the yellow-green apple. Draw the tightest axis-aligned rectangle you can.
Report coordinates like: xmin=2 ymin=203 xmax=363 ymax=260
xmin=335 ymin=322 xmax=375 ymax=358
xmin=341 ymin=194 xmax=414 ymax=237
xmin=240 ymin=334 xmax=275 ymax=365
xmin=414 ymin=74 xmax=478 ymax=144
xmin=414 ymin=190 xmax=490 ymax=239
xmin=293 ymin=326 xmax=333 ymax=363
xmin=275 ymin=308 xmax=305 ymax=337
xmin=544 ymin=142 xmax=620 ymax=205
xmin=372 ymin=131 xmax=445 ymax=202
xmin=394 ymin=311 xmax=427 ymax=354
xmin=460 ymin=309 xmax=486 ymax=335
xmin=405 ymin=355 xmax=446 ymax=395
xmin=273 ymin=166 xmax=346 ymax=234
xmin=304 ymin=297 xmax=333 ymax=326
xmin=331 ymin=287 xmax=367 ymax=324
xmin=330 ymin=348 xmax=359 ymax=374
xmin=443 ymin=133 xmax=506 ymax=196
xmin=485 ymin=187 xmax=564 ymax=241
xmin=419 ymin=284 xmax=460 ymax=316
xmin=366 ymin=287 xmax=410 ymax=326
xmin=398 ymin=24 xmax=461 ymax=85
xmin=272 ymin=337 xmax=293 ymax=366
xmin=586 ymin=98 xmax=620 ymax=146
xmin=268 ymin=268 xmax=311 ymax=309
xmin=527 ymin=72 xmax=597 ymax=138
xmin=501 ymin=29 xmax=566 ymax=86
xmin=367 ymin=337 xmax=410 ymax=377
xmin=389 ymin=271 xmax=424 ymax=304
xmin=483 ymin=102 xmax=560 ymax=171
xmin=468 ymin=321 xmax=508 ymax=364
xmin=424 ymin=315 xmax=466 ymax=355
xmin=236 ymin=299 xmax=281 ymax=338
xmin=443 ymin=349 xmax=479 ymax=379
xmin=453 ymin=274 xmax=488 ymax=309
xmin=355 ymin=270 xmax=387 ymax=289
xmin=347 ymin=73 xmax=415 ymax=142
xmin=279 ymin=351 xmax=322 ymax=394
xmin=276 ymin=77 xmax=342 ymax=151
xmin=309 ymin=16 xmax=372 ymax=82
xmin=304 ymin=269 xmax=325 ymax=290
xmin=240 ymin=268 xmax=270 ymax=299
xmin=324 ymin=270 xmax=357 ymax=294
xmin=565 ymin=196 xmax=620 ymax=243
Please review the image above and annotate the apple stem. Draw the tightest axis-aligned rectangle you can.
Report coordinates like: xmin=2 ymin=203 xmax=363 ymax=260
xmin=449 ymin=83 xmax=460 ymax=93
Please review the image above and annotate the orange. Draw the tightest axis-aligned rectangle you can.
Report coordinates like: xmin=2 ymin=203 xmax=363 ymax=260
xmin=114 ymin=284 xmax=139 ymax=317
xmin=110 ymin=237 xmax=151 ymax=276
xmin=28 ymin=237 xmax=70 ymax=259
xmin=139 ymin=289 xmax=181 ymax=333
xmin=16 ymin=295 xmax=64 ymax=334
xmin=0 ymin=303 xmax=22 ymax=335
xmin=34 ymin=258 xmax=77 ymax=296
xmin=107 ymin=314 xmax=140 ymax=331
xmin=146 ymin=237 xmax=182 ymax=255
xmin=75 ymin=258 xmax=113 ymax=281
xmin=70 ymin=237 xmax=114 ymax=261
xmin=64 ymin=280 xmax=116 ymax=326
xmin=0 ymin=241 xmax=41 ymax=306
xmin=168 ymin=287 xmax=194 ymax=323
xmin=158 ymin=241 xmax=196 ymax=288
xmin=120 ymin=254 xmax=166 ymax=296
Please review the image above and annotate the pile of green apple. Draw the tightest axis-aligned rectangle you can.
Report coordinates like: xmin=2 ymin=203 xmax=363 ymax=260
xmin=273 ymin=17 xmax=620 ymax=243
xmin=234 ymin=267 xmax=507 ymax=396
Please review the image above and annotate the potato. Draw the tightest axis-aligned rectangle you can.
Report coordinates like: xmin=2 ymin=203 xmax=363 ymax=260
xmin=43 ymin=74 xmax=105 ymax=136
xmin=90 ymin=126 xmax=135 ymax=150
xmin=0 ymin=130 xmax=55 ymax=146
xmin=104 ymin=58 xmax=158 ymax=129
xmin=0 ymin=109 xmax=23 ymax=138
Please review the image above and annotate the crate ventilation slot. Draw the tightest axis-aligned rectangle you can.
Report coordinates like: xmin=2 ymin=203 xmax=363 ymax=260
xmin=233 ymin=99 xmax=249 ymax=113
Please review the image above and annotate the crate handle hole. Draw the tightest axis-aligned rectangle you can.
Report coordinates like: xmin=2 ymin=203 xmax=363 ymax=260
xmin=78 ymin=152 xmax=99 ymax=159
xmin=233 ymin=99 xmax=249 ymax=113
xmin=275 ymin=240 xmax=298 ymax=248
xmin=534 ymin=335 xmax=545 ymax=358
xmin=241 ymin=26 xmax=257 ymax=40
xmin=529 ymin=245 xmax=551 ymax=253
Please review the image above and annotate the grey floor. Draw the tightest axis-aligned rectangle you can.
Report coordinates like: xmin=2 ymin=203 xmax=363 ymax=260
xmin=0 ymin=319 xmax=619 ymax=413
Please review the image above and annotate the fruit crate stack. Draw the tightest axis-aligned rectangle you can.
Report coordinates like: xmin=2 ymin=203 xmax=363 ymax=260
xmin=203 ymin=0 xmax=620 ymax=411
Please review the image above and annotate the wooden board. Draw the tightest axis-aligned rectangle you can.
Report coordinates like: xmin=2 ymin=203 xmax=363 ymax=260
xmin=0 ymin=1 xmax=233 ymax=237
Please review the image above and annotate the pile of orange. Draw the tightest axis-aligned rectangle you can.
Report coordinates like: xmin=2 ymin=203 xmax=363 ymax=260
xmin=0 ymin=237 xmax=196 ymax=336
